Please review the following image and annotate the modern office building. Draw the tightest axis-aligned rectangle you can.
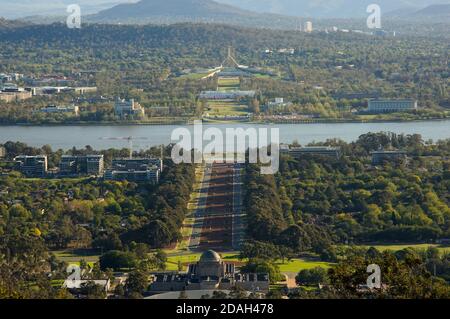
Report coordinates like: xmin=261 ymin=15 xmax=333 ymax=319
xmin=281 ymin=145 xmax=342 ymax=159
xmin=111 ymin=158 xmax=163 ymax=172
xmin=59 ymin=155 xmax=104 ymax=176
xmin=199 ymin=91 xmax=256 ymax=100
xmin=149 ymin=250 xmax=269 ymax=294
xmin=31 ymin=86 xmax=97 ymax=96
xmin=39 ymin=105 xmax=79 ymax=115
xmin=104 ymin=158 xmax=162 ymax=184
xmin=368 ymin=99 xmax=417 ymax=113
xmin=371 ymin=150 xmax=407 ymax=165
xmin=14 ymin=155 xmax=48 ymax=177
xmin=304 ymin=21 xmax=313 ymax=33
xmin=104 ymin=169 xmax=160 ymax=184
xmin=114 ymin=98 xmax=145 ymax=117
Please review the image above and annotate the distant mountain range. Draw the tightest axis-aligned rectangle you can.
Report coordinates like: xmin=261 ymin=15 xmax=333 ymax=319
xmin=413 ymin=3 xmax=450 ymax=16
xmin=87 ymin=0 xmax=450 ymax=25
xmin=92 ymin=0 xmax=255 ymax=21
xmin=2 ymin=0 xmax=449 ymax=27
xmin=216 ymin=0 xmax=450 ymax=18
xmin=0 ymin=18 xmax=29 ymax=28
xmin=88 ymin=0 xmax=301 ymax=28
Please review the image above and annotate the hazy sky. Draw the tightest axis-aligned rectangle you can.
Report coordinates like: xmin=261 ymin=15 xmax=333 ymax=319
xmin=0 ymin=0 xmax=137 ymax=18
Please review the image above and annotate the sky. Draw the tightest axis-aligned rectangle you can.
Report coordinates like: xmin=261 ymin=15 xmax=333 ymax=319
xmin=0 ymin=0 xmax=137 ymax=18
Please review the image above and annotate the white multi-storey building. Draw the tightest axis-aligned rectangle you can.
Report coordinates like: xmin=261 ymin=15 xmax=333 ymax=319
xmin=114 ymin=98 xmax=145 ymax=117
xmin=368 ymin=99 xmax=417 ymax=113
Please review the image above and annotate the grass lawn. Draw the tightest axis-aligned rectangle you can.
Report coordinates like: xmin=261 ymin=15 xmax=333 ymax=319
xmin=164 ymin=251 xmax=332 ymax=273
xmin=217 ymin=77 xmax=240 ymax=87
xmin=53 ymin=249 xmax=100 ymax=265
xmin=51 ymin=279 xmax=66 ymax=287
xmin=205 ymin=100 xmax=248 ymax=117
xmin=165 ymin=252 xmax=242 ymax=271
xmin=179 ymin=73 xmax=209 ymax=80
xmin=276 ymin=258 xmax=332 ymax=273
xmin=172 ymin=164 xmax=205 ymax=252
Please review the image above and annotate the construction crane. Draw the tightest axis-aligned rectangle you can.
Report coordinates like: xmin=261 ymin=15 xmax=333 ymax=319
xmin=99 ymin=136 xmax=148 ymax=159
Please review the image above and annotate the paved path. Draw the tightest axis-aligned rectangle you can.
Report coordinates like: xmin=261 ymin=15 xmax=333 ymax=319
xmin=283 ymin=272 xmax=298 ymax=289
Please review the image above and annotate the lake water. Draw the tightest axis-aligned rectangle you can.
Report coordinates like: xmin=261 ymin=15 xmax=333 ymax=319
xmin=0 ymin=120 xmax=449 ymax=150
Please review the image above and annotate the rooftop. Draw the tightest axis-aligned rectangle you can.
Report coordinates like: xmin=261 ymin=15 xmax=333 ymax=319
xmin=199 ymin=250 xmax=221 ymax=263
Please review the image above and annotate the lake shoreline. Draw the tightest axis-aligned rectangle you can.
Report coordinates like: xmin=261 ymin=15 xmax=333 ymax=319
xmin=2 ymin=116 xmax=450 ymax=127
xmin=2 ymin=119 xmax=449 ymax=150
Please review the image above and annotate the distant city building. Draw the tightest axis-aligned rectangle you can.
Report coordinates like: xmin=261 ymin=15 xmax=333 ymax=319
xmin=0 ymin=146 xmax=5 ymax=158
xmin=104 ymin=158 xmax=162 ymax=184
xmin=31 ymin=86 xmax=97 ymax=96
xmin=104 ymin=169 xmax=160 ymax=184
xmin=114 ymin=98 xmax=145 ymax=117
xmin=0 ymin=73 xmax=23 ymax=83
xmin=218 ymin=67 xmax=249 ymax=77
xmin=112 ymin=158 xmax=163 ymax=172
xmin=14 ymin=155 xmax=48 ymax=177
xmin=305 ymin=21 xmax=313 ymax=33
xmin=374 ymin=30 xmax=396 ymax=37
xmin=149 ymin=250 xmax=269 ymax=294
xmin=0 ymin=86 xmax=32 ymax=102
xmin=281 ymin=145 xmax=342 ymax=159
xmin=59 ymin=155 xmax=104 ymax=176
xmin=266 ymin=98 xmax=292 ymax=109
xmin=199 ymin=91 xmax=256 ymax=100
xmin=368 ymin=99 xmax=418 ymax=113
xmin=277 ymin=48 xmax=295 ymax=55
xmin=371 ymin=150 xmax=407 ymax=165
xmin=39 ymin=105 xmax=80 ymax=115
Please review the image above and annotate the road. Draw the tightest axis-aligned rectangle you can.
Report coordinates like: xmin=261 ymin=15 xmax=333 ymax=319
xmin=188 ymin=161 xmax=246 ymax=252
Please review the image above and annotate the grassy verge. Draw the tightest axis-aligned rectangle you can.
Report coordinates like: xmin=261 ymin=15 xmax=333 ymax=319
xmin=172 ymin=164 xmax=205 ymax=252
xmin=52 ymin=249 xmax=100 ymax=266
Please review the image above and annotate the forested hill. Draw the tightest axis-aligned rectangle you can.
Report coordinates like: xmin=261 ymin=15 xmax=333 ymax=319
xmin=88 ymin=0 xmax=298 ymax=29
xmin=413 ymin=4 xmax=450 ymax=17
xmin=0 ymin=18 xmax=29 ymax=28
